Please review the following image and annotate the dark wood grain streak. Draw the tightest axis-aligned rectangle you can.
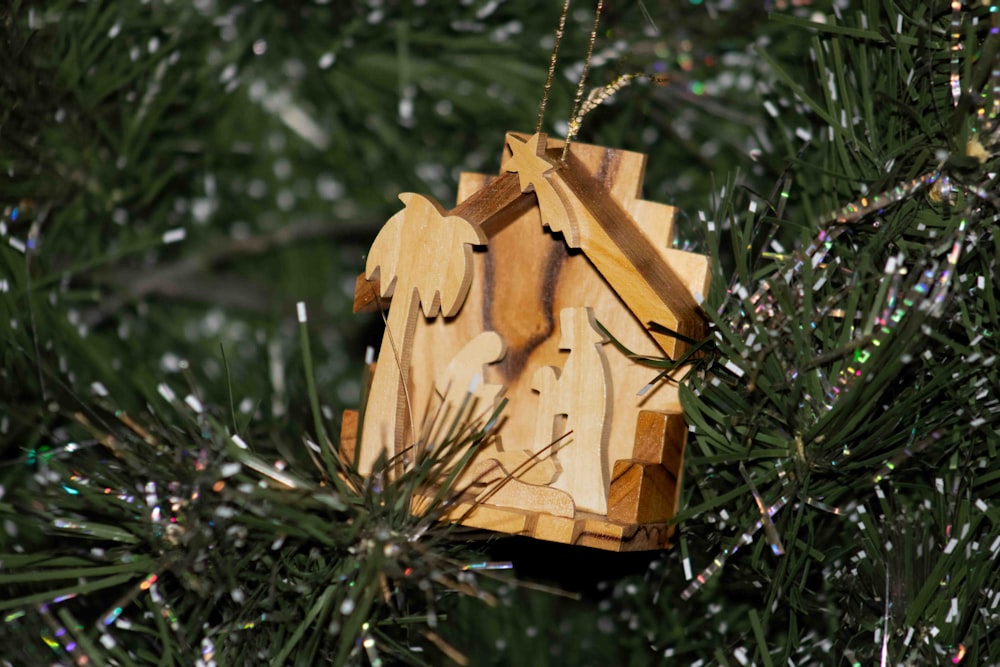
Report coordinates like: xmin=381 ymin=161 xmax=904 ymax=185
xmin=482 ymin=241 xmax=563 ymax=382
xmin=558 ymin=150 xmax=706 ymax=341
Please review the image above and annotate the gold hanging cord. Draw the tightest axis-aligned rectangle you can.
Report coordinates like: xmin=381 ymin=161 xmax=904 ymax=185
xmin=535 ymin=0 xmax=573 ymax=134
xmin=534 ymin=1 xmax=606 ymax=161
xmin=562 ymin=0 xmax=604 ymax=161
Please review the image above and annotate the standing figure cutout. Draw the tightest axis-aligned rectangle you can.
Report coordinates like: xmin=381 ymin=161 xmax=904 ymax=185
xmin=531 ymin=307 xmax=612 ymax=514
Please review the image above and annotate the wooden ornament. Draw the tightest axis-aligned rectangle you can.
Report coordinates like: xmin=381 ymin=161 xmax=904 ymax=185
xmin=346 ymin=132 xmax=710 ymax=551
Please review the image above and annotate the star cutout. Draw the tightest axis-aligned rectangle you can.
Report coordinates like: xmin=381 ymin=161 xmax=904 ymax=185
xmin=505 ymin=133 xmax=557 ymax=194
xmin=503 ymin=133 xmax=581 ymax=246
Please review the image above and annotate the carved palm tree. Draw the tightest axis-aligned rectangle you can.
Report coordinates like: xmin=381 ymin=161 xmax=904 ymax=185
xmin=358 ymin=193 xmax=487 ymax=474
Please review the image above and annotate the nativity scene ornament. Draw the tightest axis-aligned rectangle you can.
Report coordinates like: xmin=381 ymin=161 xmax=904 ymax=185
xmin=341 ymin=131 xmax=711 ymax=552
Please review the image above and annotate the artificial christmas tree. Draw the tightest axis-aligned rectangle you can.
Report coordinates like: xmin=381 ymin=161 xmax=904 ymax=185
xmin=1 ymin=1 xmax=998 ymax=665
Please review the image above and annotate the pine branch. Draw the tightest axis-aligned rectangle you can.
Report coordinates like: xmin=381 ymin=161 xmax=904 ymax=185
xmin=84 ymin=218 xmax=377 ymax=324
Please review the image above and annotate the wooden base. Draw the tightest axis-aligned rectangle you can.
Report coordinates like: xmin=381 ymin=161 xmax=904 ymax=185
xmin=347 ymin=407 xmax=679 ymax=552
xmin=413 ymin=492 xmax=674 ymax=552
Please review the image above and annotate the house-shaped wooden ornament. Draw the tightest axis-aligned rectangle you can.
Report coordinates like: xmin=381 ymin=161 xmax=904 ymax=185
xmin=342 ymin=132 xmax=710 ymax=551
